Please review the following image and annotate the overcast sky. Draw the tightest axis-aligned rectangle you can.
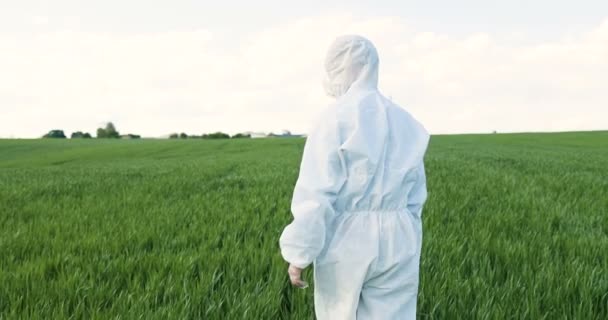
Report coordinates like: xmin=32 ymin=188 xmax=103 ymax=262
xmin=1 ymin=1 xmax=607 ymax=138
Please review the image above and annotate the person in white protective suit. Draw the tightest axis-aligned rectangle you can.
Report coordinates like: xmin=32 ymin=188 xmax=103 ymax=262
xmin=279 ymin=35 xmax=430 ymax=319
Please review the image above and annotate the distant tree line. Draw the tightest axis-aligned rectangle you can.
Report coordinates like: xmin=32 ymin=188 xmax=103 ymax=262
xmin=71 ymin=131 xmax=92 ymax=139
xmin=42 ymin=122 xmax=250 ymax=140
xmin=42 ymin=122 xmax=140 ymax=139
xmin=169 ymin=132 xmax=250 ymax=139
xmin=43 ymin=130 xmax=67 ymax=139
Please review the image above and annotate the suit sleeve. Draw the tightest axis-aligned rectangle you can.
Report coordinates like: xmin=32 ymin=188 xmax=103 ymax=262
xmin=279 ymin=116 xmax=346 ymax=268
xmin=407 ymin=162 xmax=428 ymax=218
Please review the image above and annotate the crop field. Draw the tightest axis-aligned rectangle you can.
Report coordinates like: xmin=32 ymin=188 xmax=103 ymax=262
xmin=0 ymin=131 xmax=607 ymax=319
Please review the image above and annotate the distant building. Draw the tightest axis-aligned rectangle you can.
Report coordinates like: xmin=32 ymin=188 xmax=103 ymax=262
xmin=120 ymin=134 xmax=141 ymax=139
xmin=244 ymin=131 xmax=268 ymax=139
xmin=241 ymin=130 xmax=305 ymax=139
xmin=269 ymin=130 xmax=304 ymax=138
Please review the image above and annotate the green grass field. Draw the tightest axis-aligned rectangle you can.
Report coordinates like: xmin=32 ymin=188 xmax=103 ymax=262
xmin=1 ymin=132 xmax=607 ymax=319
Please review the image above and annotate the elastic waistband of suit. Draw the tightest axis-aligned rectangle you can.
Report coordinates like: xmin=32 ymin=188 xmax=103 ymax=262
xmin=341 ymin=208 xmax=410 ymax=215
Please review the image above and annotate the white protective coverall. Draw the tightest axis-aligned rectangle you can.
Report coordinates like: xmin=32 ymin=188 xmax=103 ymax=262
xmin=279 ymin=35 xmax=429 ymax=320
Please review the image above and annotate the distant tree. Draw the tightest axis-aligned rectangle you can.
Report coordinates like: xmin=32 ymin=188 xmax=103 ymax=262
xmin=106 ymin=123 xmax=119 ymax=138
xmin=43 ymin=130 xmax=66 ymax=139
xmin=97 ymin=122 xmax=120 ymax=138
xmin=169 ymin=133 xmax=179 ymax=139
xmin=179 ymin=132 xmax=188 ymax=139
xmin=231 ymin=133 xmax=251 ymax=139
xmin=71 ymin=131 xmax=92 ymax=139
xmin=202 ymin=132 xmax=230 ymax=139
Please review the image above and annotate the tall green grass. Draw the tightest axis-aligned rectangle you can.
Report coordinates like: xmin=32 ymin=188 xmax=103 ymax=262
xmin=1 ymin=131 xmax=607 ymax=319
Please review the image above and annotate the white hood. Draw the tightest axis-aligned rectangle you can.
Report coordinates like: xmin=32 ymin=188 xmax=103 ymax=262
xmin=323 ymin=35 xmax=380 ymax=98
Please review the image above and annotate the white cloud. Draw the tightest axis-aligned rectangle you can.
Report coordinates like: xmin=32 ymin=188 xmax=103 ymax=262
xmin=0 ymin=15 xmax=607 ymax=138
xmin=30 ymin=16 xmax=49 ymax=26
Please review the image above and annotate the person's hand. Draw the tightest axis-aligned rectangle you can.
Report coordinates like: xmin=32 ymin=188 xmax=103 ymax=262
xmin=288 ymin=264 xmax=309 ymax=288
